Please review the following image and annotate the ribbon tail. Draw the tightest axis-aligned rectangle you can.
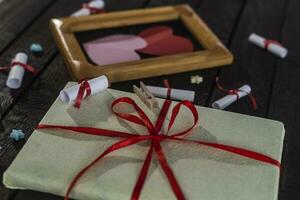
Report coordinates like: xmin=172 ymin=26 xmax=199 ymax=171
xmin=170 ymin=137 xmax=280 ymax=168
xmin=37 ymin=124 xmax=136 ymax=138
xmin=131 ymin=143 xmax=154 ymax=200
xmin=64 ymin=136 xmax=150 ymax=200
xmin=155 ymin=100 xmax=172 ymax=132
xmin=74 ymin=83 xmax=86 ymax=109
xmin=153 ymin=141 xmax=186 ymax=200
xmin=248 ymin=93 xmax=258 ymax=110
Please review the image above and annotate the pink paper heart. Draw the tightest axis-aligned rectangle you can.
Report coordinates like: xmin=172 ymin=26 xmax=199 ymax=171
xmin=84 ymin=34 xmax=147 ymax=66
xmin=84 ymin=45 xmax=141 ymax=66
xmin=85 ymin=34 xmax=147 ymax=50
xmin=137 ymin=26 xmax=194 ymax=56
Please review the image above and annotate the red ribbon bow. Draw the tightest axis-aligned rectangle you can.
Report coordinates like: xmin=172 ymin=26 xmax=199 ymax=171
xmin=82 ymin=3 xmax=105 ymax=14
xmin=37 ymin=97 xmax=279 ymax=200
xmin=74 ymin=80 xmax=91 ymax=109
xmin=264 ymin=40 xmax=282 ymax=49
xmin=215 ymin=77 xmax=257 ymax=110
xmin=0 ymin=61 xmax=38 ymax=75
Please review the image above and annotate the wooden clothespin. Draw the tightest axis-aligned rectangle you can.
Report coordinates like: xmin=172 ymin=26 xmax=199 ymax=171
xmin=133 ymin=81 xmax=158 ymax=110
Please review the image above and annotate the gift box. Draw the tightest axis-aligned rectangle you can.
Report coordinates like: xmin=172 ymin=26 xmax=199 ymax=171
xmin=3 ymin=82 xmax=285 ymax=200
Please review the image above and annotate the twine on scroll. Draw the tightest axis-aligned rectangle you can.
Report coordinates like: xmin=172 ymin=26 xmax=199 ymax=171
xmin=0 ymin=62 xmax=38 ymax=75
xmin=215 ymin=77 xmax=257 ymax=110
xmin=74 ymin=80 xmax=91 ymax=109
xmin=264 ymin=40 xmax=283 ymax=49
xmin=37 ymin=97 xmax=279 ymax=200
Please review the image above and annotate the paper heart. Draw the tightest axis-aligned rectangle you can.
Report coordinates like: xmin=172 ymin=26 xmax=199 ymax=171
xmin=83 ymin=34 xmax=147 ymax=66
xmin=137 ymin=26 xmax=194 ymax=56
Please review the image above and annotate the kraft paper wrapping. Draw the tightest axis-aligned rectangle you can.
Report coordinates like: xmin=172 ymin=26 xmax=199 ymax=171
xmin=3 ymin=83 xmax=285 ymax=200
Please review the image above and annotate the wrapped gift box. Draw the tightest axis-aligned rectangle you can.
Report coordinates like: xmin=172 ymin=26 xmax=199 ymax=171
xmin=3 ymin=82 xmax=285 ymax=200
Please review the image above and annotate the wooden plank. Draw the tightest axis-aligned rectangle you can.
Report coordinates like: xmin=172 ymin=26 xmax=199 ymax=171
xmin=0 ymin=0 xmax=87 ymax=118
xmin=152 ymin=0 xmax=246 ymax=106
xmin=0 ymin=0 xmax=54 ymax=53
xmin=267 ymin=0 xmax=300 ymax=199
xmin=0 ymin=56 xmax=71 ymax=200
xmin=206 ymin=0 xmax=289 ymax=198
xmin=1 ymin=0 xmax=246 ymax=199
xmin=0 ymin=2 xmax=152 ymax=200
xmin=208 ymin=0 xmax=286 ymax=117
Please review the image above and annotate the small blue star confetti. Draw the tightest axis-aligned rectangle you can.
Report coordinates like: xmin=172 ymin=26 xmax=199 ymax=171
xmin=9 ymin=129 xmax=25 ymax=141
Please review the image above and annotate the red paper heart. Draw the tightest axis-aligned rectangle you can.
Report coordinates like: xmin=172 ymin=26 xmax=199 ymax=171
xmin=137 ymin=26 xmax=194 ymax=56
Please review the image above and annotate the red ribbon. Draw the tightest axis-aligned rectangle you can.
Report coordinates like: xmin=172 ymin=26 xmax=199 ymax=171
xmin=163 ymin=79 xmax=171 ymax=99
xmin=82 ymin=3 xmax=105 ymax=14
xmin=0 ymin=62 xmax=38 ymax=75
xmin=215 ymin=77 xmax=257 ymax=110
xmin=264 ymin=40 xmax=282 ymax=49
xmin=37 ymin=97 xmax=279 ymax=200
xmin=74 ymin=80 xmax=91 ymax=109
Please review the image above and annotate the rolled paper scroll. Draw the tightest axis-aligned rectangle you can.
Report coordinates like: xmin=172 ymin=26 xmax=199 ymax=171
xmin=6 ymin=52 xmax=28 ymax=89
xmin=71 ymin=0 xmax=105 ymax=17
xmin=249 ymin=33 xmax=288 ymax=58
xmin=212 ymin=85 xmax=251 ymax=110
xmin=59 ymin=75 xmax=109 ymax=104
xmin=146 ymin=85 xmax=195 ymax=102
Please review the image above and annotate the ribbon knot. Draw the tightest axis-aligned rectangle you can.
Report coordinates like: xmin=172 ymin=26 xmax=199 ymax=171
xmin=264 ymin=39 xmax=282 ymax=49
xmin=215 ymin=77 xmax=257 ymax=110
xmin=37 ymin=97 xmax=279 ymax=200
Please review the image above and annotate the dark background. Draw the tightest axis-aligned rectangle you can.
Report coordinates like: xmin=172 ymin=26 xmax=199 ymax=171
xmin=0 ymin=0 xmax=299 ymax=199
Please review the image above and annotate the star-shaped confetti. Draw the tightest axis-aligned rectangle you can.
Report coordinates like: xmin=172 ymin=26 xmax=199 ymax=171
xmin=9 ymin=129 xmax=25 ymax=141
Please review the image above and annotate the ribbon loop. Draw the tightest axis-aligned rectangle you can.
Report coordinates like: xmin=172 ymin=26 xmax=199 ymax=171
xmin=112 ymin=97 xmax=156 ymax=134
xmin=167 ymin=100 xmax=198 ymax=137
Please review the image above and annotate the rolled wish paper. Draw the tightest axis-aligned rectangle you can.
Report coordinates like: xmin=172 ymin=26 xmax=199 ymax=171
xmin=212 ymin=85 xmax=251 ymax=110
xmin=71 ymin=0 xmax=105 ymax=17
xmin=6 ymin=52 xmax=28 ymax=89
xmin=146 ymin=85 xmax=195 ymax=102
xmin=59 ymin=75 xmax=109 ymax=104
xmin=249 ymin=33 xmax=288 ymax=58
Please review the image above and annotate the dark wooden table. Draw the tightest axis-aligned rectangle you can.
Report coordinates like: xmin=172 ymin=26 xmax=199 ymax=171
xmin=0 ymin=0 xmax=299 ymax=199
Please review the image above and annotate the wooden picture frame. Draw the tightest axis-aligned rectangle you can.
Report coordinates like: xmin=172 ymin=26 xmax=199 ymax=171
xmin=50 ymin=4 xmax=233 ymax=82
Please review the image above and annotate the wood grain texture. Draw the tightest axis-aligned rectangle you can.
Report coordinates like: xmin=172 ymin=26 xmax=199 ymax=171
xmin=151 ymin=0 xmax=246 ymax=106
xmin=208 ymin=0 xmax=287 ymax=117
xmin=0 ymin=0 xmax=86 ymax=118
xmin=1 ymin=0 xmax=299 ymax=199
xmin=0 ymin=0 xmax=54 ymax=53
xmin=0 ymin=56 xmax=71 ymax=200
xmin=267 ymin=0 xmax=300 ymax=199
xmin=0 ymin=1 xmax=151 ymax=199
